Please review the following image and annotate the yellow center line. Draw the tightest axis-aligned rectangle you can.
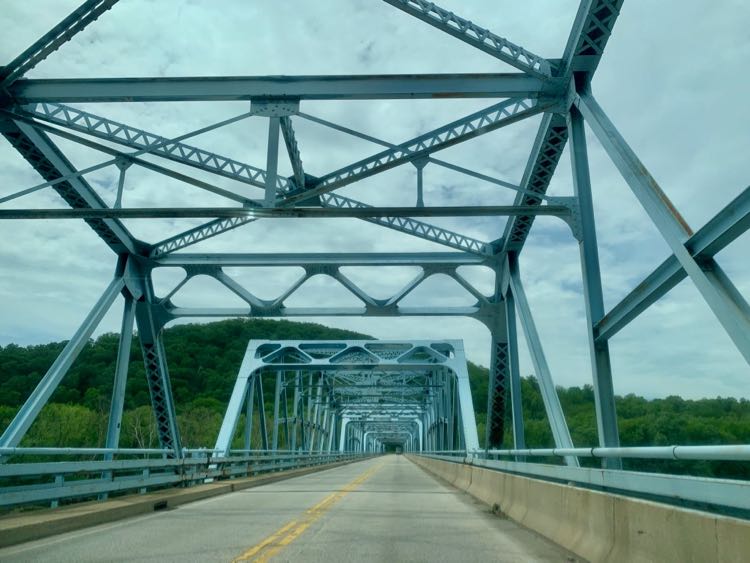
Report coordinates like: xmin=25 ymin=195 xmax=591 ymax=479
xmin=232 ymin=461 xmax=385 ymax=562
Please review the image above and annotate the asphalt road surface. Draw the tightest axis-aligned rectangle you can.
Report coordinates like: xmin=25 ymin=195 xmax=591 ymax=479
xmin=0 ymin=455 xmax=576 ymax=562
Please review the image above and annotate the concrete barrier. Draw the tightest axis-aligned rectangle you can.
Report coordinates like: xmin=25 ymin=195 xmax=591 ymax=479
xmin=407 ymin=455 xmax=750 ymax=563
xmin=465 ymin=465 xmax=501 ymax=507
xmin=560 ymin=480 xmax=615 ymax=562
xmin=452 ymin=462 xmax=472 ymax=491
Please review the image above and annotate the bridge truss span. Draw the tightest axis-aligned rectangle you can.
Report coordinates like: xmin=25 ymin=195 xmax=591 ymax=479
xmin=214 ymin=339 xmax=479 ymax=457
xmin=0 ymin=0 xmax=748 ymax=512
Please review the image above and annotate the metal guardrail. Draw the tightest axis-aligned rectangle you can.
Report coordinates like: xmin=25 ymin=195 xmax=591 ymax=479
xmin=0 ymin=449 xmax=372 ymax=508
xmin=480 ymin=445 xmax=750 ymax=461
xmin=415 ymin=445 xmax=750 ymax=514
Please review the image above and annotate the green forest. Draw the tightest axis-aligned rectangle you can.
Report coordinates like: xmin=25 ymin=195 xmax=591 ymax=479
xmin=1 ymin=318 xmax=748 ymax=479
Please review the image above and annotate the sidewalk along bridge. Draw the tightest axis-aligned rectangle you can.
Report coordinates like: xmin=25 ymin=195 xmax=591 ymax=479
xmin=1 ymin=0 xmax=750 ymax=561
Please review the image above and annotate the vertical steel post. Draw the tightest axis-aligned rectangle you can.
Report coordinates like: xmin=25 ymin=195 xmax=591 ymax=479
xmin=446 ymin=376 xmax=454 ymax=449
xmin=256 ymin=374 xmax=269 ymax=450
xmin=326 ymin=413 xmax=336 ymax=452
xmin=305 ymin=372 xmax=314 ymax=446
xmin=568 ymin=103 xmax=621 ymax=468
xmin=281 ymin=380 xmax=290 ymax=449
xmin=272 ymin=371 xmax=282 ymax=450
xmin=446 ymin=344 xmax=480 ymax=452
xmin=290 ymin=371 xmax=301 ymax=451
xmin=310 ymin=375 xmax=323 ymax=451
xmin=339 ymin=417 xmax=350 ymax=452
xmin=104 ymin=293 xmax=136 ymax=453
xmin=135 ymin=293 xmax=182 ymax=456
xmin=244 ymin=375 xmax=256 ymax=451
xmin=486 ymin=324 xmax=509 ymax=450
xmin=265 ymin=117 xmax=280 ymax=207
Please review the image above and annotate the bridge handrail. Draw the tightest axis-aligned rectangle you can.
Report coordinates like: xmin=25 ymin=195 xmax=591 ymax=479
xmin=0 ymin=450 xmax=373 ymax=508
xmin=419 ymin=444 xmax=750 ymax=461
xmin=413 ymin=449 xmax=750 ymax=514
xmin=481 ymin=445 xmax=750 ymax=461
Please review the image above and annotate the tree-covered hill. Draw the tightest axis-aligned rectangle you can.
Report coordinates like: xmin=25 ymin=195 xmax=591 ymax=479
xmin=1 ymin=318 xmax=748 ymax=479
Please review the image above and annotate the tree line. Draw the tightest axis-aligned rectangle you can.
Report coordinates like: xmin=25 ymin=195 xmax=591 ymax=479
xmin=1 ymin=319 xmax=747 ymax=479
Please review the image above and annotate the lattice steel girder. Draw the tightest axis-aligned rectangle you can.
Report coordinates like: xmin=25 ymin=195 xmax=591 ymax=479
xmin=19 ymin=102 xmax=288 ymax=192
xmin=283 ymin=97 xmax=556 ymax=203
xmin=5 ymin=112 xmax=262 ymax=208
xmin=595 ymin=186 xmax=750 ymax=342
xmin=320 ymin=194 xmax=493 ymax=256
xmin=576 ymin=92 xmax=750 ymax=364
xmin=499 ymin=113 xmax=568 ymax=253
xmin=280 ymin=117 xmax=305 ymax=191
xmin=150 ymin=217 xmax=258 ymax=258
xmin=498 ymin=0 xmax=624 ymax=254
xmin=132 ymin=263 xmax=183 ymax=455
xmin=298 ymin=112 xmax=525 ymax=195
xmin=0 ymin=0 xmax=119 ymax=88
xmin=383 ymin=0 xmax=553 ymax=78
xmin=1 ymin=121 xmax=140 ymax=254
xmin=15 ymin=103 xmax=490 ymax=257
xmin=485 ymin=335 xmax=509 ymax=449
xmin=560 ymin=0 xmax=624 ymax=75
xmin=7 ymin=74 xmax=562 ymax=103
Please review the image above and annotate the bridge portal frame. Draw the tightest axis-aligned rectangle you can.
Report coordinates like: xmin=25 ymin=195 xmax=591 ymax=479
xmin=212 ymin=339 xmax=478 ymax=457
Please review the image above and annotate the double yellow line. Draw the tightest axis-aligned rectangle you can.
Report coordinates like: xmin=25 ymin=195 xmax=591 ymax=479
xmin=233 ymin=462 xmax=384 ymax=562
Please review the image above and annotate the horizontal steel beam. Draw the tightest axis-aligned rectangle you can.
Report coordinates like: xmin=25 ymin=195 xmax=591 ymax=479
xmin=0 ymin=205 xmax=571 ymax=220
xmin=595 ymin=186 xmax=750 ymax=342
xmin=155 ymin=252 xmax=488 ymax=267
xmin=8 ymin=74 xmax=562 ymax=103
xmin=165 ymin=306 xmax=481 ymax=318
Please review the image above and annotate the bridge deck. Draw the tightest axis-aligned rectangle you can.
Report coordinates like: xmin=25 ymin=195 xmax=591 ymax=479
xmin=0 ymin=456 xmax=574 ymax=562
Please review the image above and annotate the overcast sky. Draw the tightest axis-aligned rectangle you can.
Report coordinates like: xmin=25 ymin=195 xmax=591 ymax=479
xmin=0 ymin=0 xmax=748 ymax=400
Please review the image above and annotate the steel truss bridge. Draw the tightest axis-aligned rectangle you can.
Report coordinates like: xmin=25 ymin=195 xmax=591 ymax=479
xmin=0 ymin=0 xmax=749 ymax=526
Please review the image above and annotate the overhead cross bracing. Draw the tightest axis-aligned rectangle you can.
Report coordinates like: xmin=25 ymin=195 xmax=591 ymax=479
xmin=0 ymin=0 xmax=748 ymax=479
xmin=213 ymin=339 xmax=479 ymax=455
